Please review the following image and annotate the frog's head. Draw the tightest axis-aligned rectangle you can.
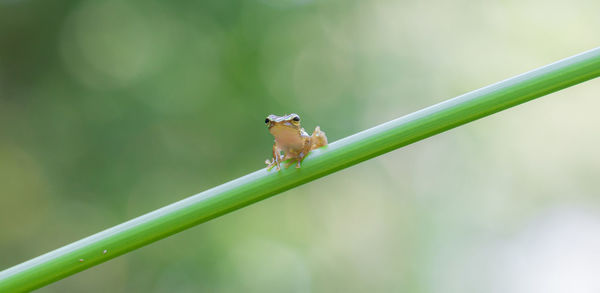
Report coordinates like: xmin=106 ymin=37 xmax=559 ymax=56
xmin=265 ymin=113 xmax=302 ymax=137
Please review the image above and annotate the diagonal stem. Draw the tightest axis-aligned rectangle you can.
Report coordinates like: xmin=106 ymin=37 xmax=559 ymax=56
xmin=2 ymin=47 xmax=600 ymax=292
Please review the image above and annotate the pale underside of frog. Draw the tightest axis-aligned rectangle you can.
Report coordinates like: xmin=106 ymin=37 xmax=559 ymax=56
xmin=265 ymin=113 xmax=328 ymax=171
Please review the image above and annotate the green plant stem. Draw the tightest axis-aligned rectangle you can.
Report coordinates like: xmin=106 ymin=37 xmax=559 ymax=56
xmin=2 ymin=48 xmax=600 ymax=292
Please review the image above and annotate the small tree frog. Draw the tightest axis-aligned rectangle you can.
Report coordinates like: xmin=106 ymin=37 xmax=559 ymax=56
xmin=265 ymin=113 xmax=328 ymax=170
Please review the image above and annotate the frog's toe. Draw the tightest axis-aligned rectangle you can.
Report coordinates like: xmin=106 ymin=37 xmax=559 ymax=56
xmin=265 ymin=159 xmax=275 ymax=170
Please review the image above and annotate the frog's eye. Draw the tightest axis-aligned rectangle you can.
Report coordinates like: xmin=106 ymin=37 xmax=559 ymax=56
xmin=292 ymin=116 xmax=300 ymax=122
xmin=265 ymin=118 xmax=270 ymax=124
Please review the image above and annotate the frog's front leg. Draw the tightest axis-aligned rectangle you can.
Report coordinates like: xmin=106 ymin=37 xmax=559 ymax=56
xmin=265 ymin=143 xmax=283 ymax=171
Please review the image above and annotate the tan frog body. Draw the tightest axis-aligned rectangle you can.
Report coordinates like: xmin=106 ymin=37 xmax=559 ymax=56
xmin=265 ymin=113 xmax=328 ymax=170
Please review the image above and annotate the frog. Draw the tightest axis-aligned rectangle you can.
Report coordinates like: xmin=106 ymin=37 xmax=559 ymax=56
xmin=264 ymin=113 xmax=328 ymax=171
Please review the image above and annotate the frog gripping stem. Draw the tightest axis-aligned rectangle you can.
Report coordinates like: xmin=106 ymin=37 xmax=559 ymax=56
xmin=265 ymin=114 xmax=329 ymax=171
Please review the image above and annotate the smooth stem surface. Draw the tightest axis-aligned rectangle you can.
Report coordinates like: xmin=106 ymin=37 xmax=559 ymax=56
xmin=2 ymin=47 xmax=600 ymax=292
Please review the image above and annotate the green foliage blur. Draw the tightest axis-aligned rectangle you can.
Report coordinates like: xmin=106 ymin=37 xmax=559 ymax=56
xmin=1 ymin=0 xmax=600 ymax=292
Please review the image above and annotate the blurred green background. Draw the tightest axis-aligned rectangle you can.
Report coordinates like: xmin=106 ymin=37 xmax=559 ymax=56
xmin=1 ymin=0 xmax=600 ymax=292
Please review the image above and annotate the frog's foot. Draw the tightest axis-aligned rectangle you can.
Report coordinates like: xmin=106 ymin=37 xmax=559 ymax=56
xmin=310 ymin=126 xmax=328 ymax=149
xmin=265 ymin=159 xmax=280 ymax=171
xmin=266 ymin=153 xmax=285 ymax=171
